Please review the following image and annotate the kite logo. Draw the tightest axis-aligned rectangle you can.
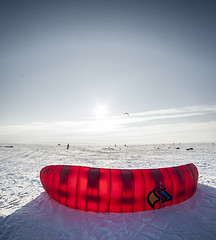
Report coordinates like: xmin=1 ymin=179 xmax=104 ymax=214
xmin=147 ymin=186 xmax=172 ymax=208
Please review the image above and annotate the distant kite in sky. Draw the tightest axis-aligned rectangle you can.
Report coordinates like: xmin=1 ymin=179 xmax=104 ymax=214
xmin=124 ymin=112 xmax=129 ymax=116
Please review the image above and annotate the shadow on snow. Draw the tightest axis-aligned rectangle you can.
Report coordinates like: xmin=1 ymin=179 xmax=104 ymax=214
xmin=0 ymin=184 xmax=216 ymax=240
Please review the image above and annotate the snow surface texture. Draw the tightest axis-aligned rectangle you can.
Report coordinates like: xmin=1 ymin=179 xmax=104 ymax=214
xmin=0 ymin=143 xmax=216 ymax=240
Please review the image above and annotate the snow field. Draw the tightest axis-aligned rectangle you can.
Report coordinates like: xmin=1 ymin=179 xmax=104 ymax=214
xmin=0 ymin=143 xmax=215 ymax=239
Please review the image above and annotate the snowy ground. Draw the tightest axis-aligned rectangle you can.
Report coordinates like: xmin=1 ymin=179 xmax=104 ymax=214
xmin=0 ymin=143 xmax=216 ymax=240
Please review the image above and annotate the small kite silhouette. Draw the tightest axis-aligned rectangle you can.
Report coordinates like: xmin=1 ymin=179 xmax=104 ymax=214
xmin=124 ymin=112 xmax=129 ymax=116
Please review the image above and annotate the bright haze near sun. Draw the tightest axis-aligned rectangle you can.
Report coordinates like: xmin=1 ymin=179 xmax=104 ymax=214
xmin=94 ymin=104 xmax=109 ymax=119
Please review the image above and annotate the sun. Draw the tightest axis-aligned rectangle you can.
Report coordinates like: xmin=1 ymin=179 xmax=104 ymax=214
xmin=94 ymin=104 xmax=109 ymax=119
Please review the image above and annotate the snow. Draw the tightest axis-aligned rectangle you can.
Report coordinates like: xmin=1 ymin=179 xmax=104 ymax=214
xmin=0 ymin=143 xmax=216 ymax=240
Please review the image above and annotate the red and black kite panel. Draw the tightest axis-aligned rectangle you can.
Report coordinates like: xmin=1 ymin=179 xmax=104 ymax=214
xmin=40 ymin=163 xmax=198 ymax=212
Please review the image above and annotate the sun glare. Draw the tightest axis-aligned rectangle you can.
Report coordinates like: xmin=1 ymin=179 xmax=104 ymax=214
xmin=94 ymin=104 xmax=109 ymax=119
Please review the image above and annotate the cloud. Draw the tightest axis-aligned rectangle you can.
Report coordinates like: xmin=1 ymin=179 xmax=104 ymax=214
xmin=0 ymin=105 xmax=216 ymax=144
xmin=125 ymin=105 xmax=216 ymax=118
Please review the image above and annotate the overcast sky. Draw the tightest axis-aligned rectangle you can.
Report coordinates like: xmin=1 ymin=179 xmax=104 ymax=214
xmin=0 ymin=0 xmax=216 ymax=144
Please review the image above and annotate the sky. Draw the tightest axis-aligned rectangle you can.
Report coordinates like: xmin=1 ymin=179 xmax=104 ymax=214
xmin=0 ymin=0 xmax=216 ymax=145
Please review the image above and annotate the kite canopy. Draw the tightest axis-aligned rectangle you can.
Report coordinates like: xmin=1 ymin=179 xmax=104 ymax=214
xmin=40 ymin=163 xmax=198 ymax=213
xmin=124 ymin=112 xmax=129 ymax=116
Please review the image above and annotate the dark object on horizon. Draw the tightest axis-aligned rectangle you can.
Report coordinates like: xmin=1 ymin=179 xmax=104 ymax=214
xmin=176 ymin=147 xmax=180 ymax=149
xmin=67 ymin=144 xmax=69 ymax=150
xmin=0 ymin=145 xmax=13 ymax=148
xmin=186 ymin=148 xmax=193 ymax=151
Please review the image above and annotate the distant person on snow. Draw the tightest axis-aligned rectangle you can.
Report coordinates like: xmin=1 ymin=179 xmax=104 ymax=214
xmin=67 ymin=144 xmax=69 ymax=150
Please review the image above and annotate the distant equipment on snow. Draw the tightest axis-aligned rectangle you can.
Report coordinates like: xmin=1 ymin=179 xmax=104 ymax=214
xmin=124 ymin=112 xmax=129 ymax=116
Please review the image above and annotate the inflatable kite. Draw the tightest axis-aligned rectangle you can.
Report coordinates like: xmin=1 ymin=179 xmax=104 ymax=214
xmin=40 ymin=163 xmax=198 ymax=213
